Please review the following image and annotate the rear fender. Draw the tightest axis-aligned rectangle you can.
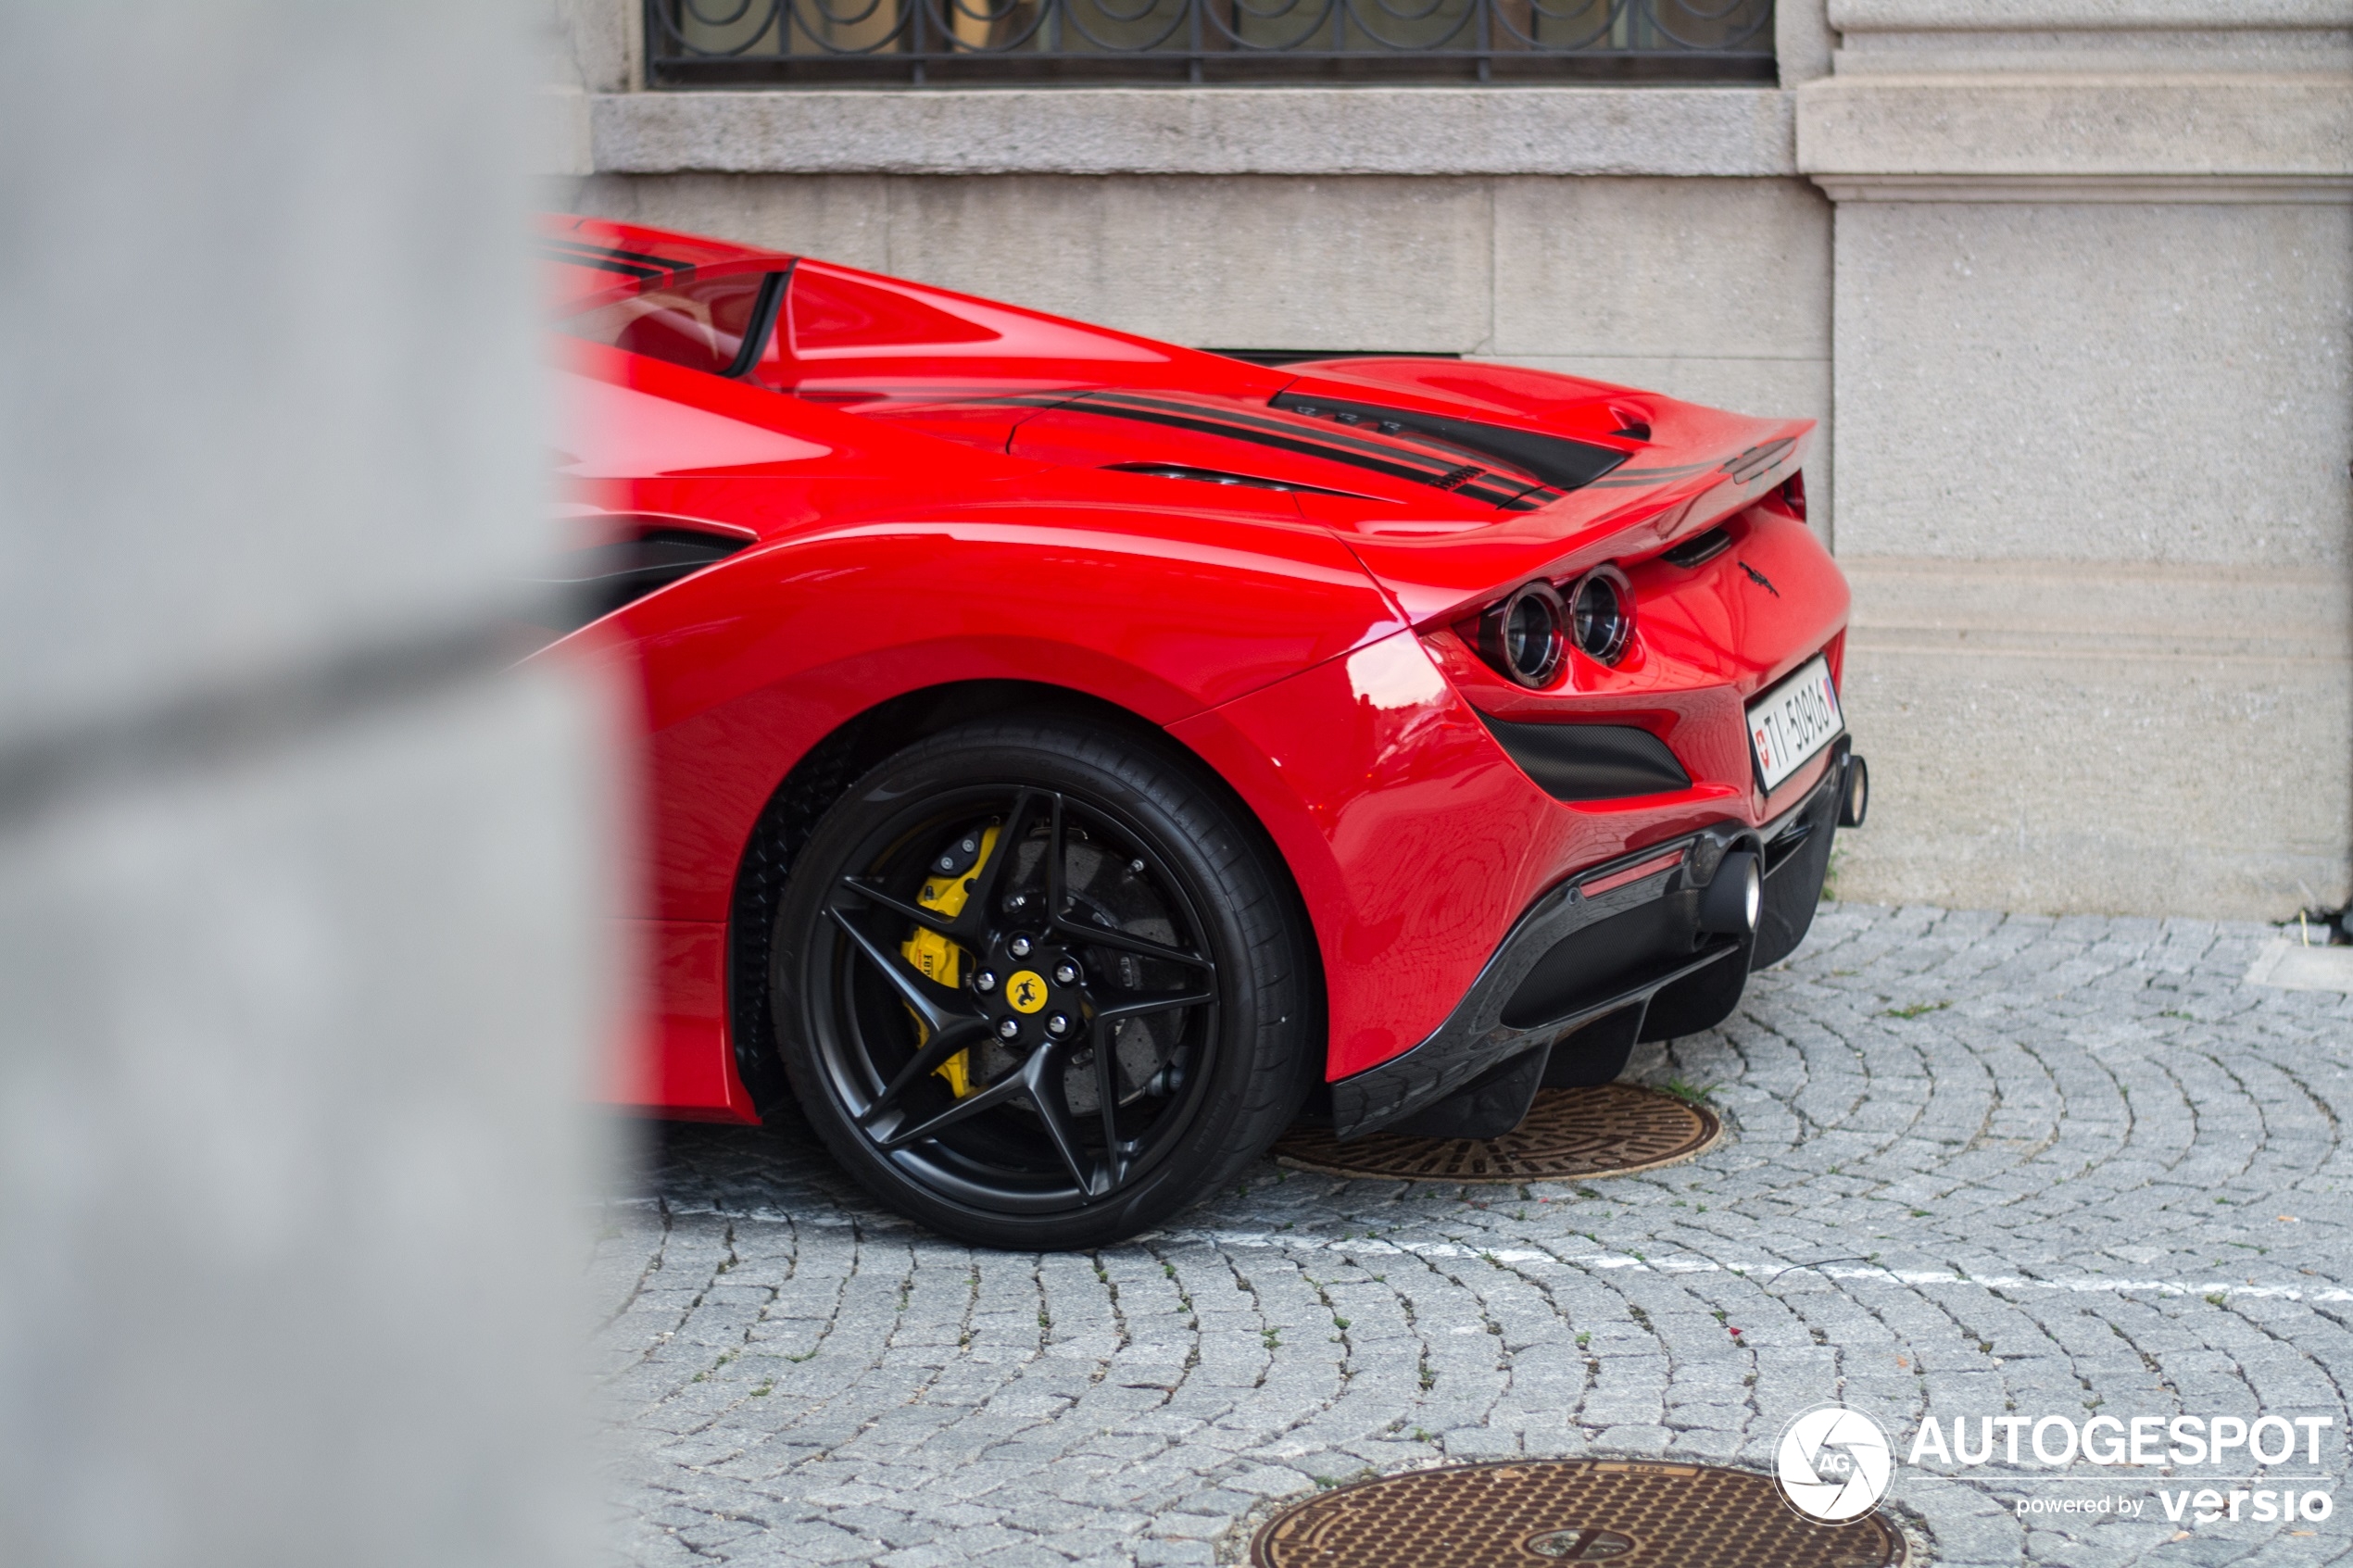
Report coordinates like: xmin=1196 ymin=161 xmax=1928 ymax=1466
xmin=564 ymin=515 xmax=1401 ymax=922
xmin=1170 ymin=632 xmax=1750 ymax=1082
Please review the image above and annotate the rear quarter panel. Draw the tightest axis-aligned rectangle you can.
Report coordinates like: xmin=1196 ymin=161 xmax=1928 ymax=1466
xmin=553 ymin=335 xmax=1852 ymax=1111
xmin=549 ymin=347 xmax=1403 ymax=1114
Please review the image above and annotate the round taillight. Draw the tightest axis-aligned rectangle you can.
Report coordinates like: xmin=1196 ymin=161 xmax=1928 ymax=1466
xmin=1478 ymin=581 xmax=1565 ymax=688
xmin=1568 ymin=567 xmax=1634 ymax=665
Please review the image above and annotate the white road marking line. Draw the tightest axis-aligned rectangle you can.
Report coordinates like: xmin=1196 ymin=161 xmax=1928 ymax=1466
xmin=612 ymin=1199 xmax=2349 ymax=1304
xmin=1177 ymin=1230 xmax=2353 ymax=1302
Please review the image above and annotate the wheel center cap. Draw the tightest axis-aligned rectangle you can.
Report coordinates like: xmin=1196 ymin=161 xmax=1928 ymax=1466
xmin=1003 ymin=970 xmax=1050 ymax=1014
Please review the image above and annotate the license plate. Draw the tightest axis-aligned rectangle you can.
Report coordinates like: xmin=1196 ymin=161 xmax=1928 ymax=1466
xmin=1747 ymin=655 xmax=1843 ymax=792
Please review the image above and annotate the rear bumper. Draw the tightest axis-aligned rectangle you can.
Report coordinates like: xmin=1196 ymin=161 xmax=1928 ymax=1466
xmin=1330 ymin=740 xmax=1851 ymax=1139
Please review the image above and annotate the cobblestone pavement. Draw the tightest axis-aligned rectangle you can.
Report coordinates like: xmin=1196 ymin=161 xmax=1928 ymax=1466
xmin=594 ymin=906 xmax=2353 ymax=1566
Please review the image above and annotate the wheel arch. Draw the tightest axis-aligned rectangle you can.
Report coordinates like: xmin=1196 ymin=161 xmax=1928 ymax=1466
xmin=724 ymin=677 xmax=1325 ymax=1116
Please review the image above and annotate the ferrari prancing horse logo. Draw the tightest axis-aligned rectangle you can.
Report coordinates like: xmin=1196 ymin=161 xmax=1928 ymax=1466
xmin=1006 ymin=971 xmax=1048 ymax=1013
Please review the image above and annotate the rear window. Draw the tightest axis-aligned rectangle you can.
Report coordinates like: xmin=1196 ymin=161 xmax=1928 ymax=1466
xmin=561 ymin=271 xmax=779 ymax=379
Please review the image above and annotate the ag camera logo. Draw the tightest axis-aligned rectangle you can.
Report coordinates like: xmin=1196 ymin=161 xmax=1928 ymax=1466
xmin=1778 ymin=1405 xmax=1894 ymax=1523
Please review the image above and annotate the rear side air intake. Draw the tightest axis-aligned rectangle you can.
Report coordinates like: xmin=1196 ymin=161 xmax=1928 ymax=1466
xmin=1478 ymin=714 xmax=1691 ymax=801
xmin=535 ymin=525 xmax=751 ymax=632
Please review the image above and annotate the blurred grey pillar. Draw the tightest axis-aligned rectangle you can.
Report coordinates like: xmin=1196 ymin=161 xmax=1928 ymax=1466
xmin=0 ymin=6 xmax=608 ymax=1568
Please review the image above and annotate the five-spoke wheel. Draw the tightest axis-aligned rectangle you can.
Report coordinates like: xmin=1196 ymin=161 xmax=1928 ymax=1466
xmin=770 ymin=715 xmax=1315 ymax=1248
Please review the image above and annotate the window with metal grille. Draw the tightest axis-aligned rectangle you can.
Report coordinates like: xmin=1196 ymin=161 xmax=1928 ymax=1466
xmin=646 ymin=0 xmax=1775 ymax=85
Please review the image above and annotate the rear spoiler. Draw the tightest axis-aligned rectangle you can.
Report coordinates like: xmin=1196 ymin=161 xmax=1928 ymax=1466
xmin=1336 ymin=419 xmax=1814 ymax=626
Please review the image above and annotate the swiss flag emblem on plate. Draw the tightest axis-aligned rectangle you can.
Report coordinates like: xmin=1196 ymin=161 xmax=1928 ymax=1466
xmin=1748 ymin=655 xmax=1843 ymax=792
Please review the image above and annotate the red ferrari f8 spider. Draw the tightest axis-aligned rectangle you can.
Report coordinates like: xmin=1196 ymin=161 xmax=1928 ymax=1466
xmin=542 ymin=214 xmax=1867 ymax=1248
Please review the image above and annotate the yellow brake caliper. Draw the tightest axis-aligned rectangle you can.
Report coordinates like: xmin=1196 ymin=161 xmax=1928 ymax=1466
xmin=900 ymin=823 xmax=999 ymax=1098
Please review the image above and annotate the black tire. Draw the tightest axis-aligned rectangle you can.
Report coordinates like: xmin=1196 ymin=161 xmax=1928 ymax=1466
xmin=768 ymin=714 xmax=1315 ymax=1249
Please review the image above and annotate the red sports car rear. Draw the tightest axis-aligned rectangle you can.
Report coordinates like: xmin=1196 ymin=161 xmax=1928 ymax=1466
xmin=542 ymin=214 xmax=1867 ymax=1248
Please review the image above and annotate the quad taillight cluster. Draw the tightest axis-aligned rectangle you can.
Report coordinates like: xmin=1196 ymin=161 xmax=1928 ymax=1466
xmin=1568 ymin=569 xmax=1635 ymax=666
xmin=1476 ymin=566 xmax=1635 ymax=688
xmin=1478 ymin=581 xmax=1566 ymax=686
xmin=1468 ymin=469 xmax=1805 ymax=689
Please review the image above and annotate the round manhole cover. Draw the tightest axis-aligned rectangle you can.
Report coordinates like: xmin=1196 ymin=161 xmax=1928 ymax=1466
xmin=1274 ymin=1085 xmax=1721 ymax=1184
xmin=1251 ymin=1459 xmax=1904 ymax=1568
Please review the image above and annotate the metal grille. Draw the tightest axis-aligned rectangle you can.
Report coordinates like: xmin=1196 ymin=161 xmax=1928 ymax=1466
xmin=1252 ymin=1460 xmax=1905 ymax=1568
xmin=647 ymin=0 xmax=1774 ymax=84
xmin=1274 ymin=1084 xmax=1720 ymax=1183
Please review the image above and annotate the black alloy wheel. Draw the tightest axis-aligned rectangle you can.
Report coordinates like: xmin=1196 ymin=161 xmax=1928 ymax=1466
xmin=770 ymin=715 xmax=1315 ymax=1249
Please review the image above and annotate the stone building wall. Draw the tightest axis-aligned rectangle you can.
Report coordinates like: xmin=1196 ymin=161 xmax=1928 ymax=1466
xmin=546 ymin=0 xmax=2353 ymax=919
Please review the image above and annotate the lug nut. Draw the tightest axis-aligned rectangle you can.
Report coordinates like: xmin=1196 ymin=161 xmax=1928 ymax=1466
xmin=974 ymin=970 xmax=997 ymax=994
xmin=1052 ymin=960 xmax=1080 ymax=985
xmin=1045 ymin=1013 xmax=1071 ymax=1037
xmin=996 ymin=1018 xmax=1021 ymax=1041
xmin=1009 ymin=934 xmax=1034 ymax=958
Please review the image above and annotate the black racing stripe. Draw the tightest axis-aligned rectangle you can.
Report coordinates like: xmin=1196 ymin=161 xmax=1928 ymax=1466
xmin=1720 ymin=438 xmax=1796 ymax=483
xmin=536 ymin=241 xmax=700 ymax=287
xmin=1051 ymin=399 xmax=1466 ymax=491
xmin=536 ymin=238 xmax=669 ymax=268
xmin=1581 ymin=459 xmax=1719 ymax=489
xmin=1455 ymin=472 xmax=1563 ymax=509
xmin=541 ymin=249 xmax=666 ymax=284
xmin=793 ymin=391 xmax=1080 ymax=410
xmin=1101 ymin=392 xmax=1493 ymax=479
xmin=539 ymin=236 xmax=699 ymax=272
xmin=1586 ymin=466 xmax=1714 ymax=485
xmin=1481 ymin=489 xmax=1558 ymax=511
xmin=537 ymin=250 xmax=678 ymax=280
xmin=1067 ymin=393 xmax=1586 ymax=510
xmin=1267 ymin=392 xmax=1628 ymax=492
xmin=1087 ymin=393 xmax=1475 ymax=482
xmin=1579 ymin=449 xmax=1791 ymax=491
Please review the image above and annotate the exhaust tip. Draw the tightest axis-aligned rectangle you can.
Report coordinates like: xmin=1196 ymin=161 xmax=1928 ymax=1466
xmin=1698 ymin=851 xmax=1761 ymax=936
xmin=1839 ymin=755 xmax=1870 ymax=830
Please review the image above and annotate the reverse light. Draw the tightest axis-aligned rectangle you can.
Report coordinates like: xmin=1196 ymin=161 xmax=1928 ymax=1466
xmin=1477 ymin=580 xmax=1566 ymax=688
xmin=1567 ymin=567 xmax=1635 ymax=666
